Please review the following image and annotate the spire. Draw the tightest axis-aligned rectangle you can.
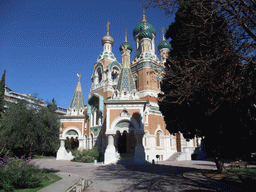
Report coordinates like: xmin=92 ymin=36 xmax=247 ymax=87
xmin=161 ymin=27 xmax=165 ymax=41
xmin=125 ymin=28 xmax=127 ymax=42
xmin=69 ymin=73 xmax=85 ymax=110
xmin=116 ymin=46 xmax=136 ymax=95
xmin=141 ymin=4 xmax=147 ymax=23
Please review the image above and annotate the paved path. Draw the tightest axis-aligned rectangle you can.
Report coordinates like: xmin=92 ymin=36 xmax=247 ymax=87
xmin=32 ymin=159 xmax=243 ymax=192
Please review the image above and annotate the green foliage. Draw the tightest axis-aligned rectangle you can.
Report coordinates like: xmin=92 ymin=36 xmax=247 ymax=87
xmin=72 ymin=147 xmax=101 ymax=163
xmin=0 ymin=156 xmax=45 ymax=191
xmin=0 ymin=70 xmax=6 ymax=119
xmin=160 ymin=0 xmax=243 ymax=136
xmin=158 ymin=0 xmax=251 ymax=172
xmin=0 ymin=98 xmax=60 ymax=158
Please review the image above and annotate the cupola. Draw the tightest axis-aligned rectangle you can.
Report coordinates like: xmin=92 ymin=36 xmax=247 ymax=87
xmin=119 ymin=29 xmax=133 ymax=52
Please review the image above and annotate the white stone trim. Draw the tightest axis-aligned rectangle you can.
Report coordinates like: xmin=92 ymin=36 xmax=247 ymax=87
xmin=108 ymin=115 xmax=141 ymax=134
xmin=62 ymin=126 xmax=82 ymax=139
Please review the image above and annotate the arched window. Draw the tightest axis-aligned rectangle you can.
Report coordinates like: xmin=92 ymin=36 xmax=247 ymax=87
xmin=156 ymin=131 xmax=161 ymax=146
xmin=97 ymin=68 xmax=102 ymax=83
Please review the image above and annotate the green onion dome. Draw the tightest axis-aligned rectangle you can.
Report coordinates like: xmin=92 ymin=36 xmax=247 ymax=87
xmin=157 ymin=40 xmax=171 ymax=51
xmin=119 ymin=41 xmax=133 ymax=52
xmin=138 ymin=30 xmax=153 ymax=40
xmin=133 ymin=22 xmax=156 ymax=40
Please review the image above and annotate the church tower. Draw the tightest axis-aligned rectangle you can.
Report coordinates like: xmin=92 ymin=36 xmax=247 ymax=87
xmin=89 ymin=21 xmax=122 ymax=100
xmin=130 ymin=7 xmax=167 ymax=100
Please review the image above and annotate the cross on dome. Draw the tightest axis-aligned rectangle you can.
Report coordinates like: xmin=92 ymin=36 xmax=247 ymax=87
xmin=125 ymin=29 xmax=127 ymax=42
xmin=161 ymin=27 xmax=165 ymax=41
xmin=77 ymin=73 xmax=81 ymax=81
xmin=106 ymin=21 xmax=110 ymax=35
xmin=141 ymin=4 xmax=147 ymax=23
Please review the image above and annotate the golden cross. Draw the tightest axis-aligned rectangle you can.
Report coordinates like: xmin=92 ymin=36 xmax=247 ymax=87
xmin=77 ymin=73 xmax=81 ymax=81
xmin=141 ymin=4 xmax=147 ymax=22
xmin=106 ymin=21 xmax=110 ymax=35
xmin=161 ymin=27 xmax=165 ymax=40
xmin=125 ymin=29 xmax=127 ymax=42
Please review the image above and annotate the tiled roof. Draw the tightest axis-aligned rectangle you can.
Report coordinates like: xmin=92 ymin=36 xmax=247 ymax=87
xmin=70 ymin=79 xmax=85 ymax=109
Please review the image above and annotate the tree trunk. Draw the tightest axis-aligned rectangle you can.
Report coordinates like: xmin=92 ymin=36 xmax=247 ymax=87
xmin=214 ymin=156 xmax=226 ymax=174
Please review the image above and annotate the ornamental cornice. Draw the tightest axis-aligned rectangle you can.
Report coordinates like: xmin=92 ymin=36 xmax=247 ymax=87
xmin=104 ymin=100 xmax=147 ymax=105
xmin=60 ymin=116 xmax=85 ymax=120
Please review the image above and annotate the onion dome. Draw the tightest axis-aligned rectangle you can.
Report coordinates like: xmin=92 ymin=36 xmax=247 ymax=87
xmin=157 ymin=40 xmax=171 ymax=51
xmin=133 ymin=22 xmax=156 ymax=40
xmin=138 ymin=30 xmax=153 ymax=40
xmin=119 ymin=41 xmax=133 ymax=52
xmin=133 ymin=6 xmax=156 ymax=40
xmin=119 ymin=29 xmax=133 ymax=52
xmin=102 ymin=35 xmax=114 ymax=45
xmin=158 ymin=27 xmax=171 ymax=51
xmin=102 ymin=21 xmax=114 ymax=45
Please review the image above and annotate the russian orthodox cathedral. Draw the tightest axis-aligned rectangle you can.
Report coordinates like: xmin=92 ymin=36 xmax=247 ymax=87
xmin=57 ymin=9 xmax=200 ymax=164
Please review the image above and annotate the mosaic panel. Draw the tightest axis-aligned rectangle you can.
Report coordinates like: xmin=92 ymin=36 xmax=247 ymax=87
xmin=116 ymin=121 xmax=134 ymax=129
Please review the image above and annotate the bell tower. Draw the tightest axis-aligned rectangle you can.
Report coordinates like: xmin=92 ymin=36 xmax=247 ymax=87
xmin=130 ymin=6 xmax=163 ymax=100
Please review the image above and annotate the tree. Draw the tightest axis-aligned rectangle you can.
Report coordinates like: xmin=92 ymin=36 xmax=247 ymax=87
xmin=0 ymin=70 xmax=6 ymax=119
xmin=36 ymin=98 xmax=60 ymax=155
xmin=0 ymin=98 xmax=60 ymax=157
xmin=144 ymin=0 xmax=256 ymax=65
xmin=158 ymin=0 xmax=245 ymax=173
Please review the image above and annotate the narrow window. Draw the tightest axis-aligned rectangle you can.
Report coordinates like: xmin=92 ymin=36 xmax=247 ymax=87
xmin=156 ymin=132 xmax=160 ymax=146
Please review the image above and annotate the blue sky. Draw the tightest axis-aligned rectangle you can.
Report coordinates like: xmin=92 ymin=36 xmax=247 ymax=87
xmin=1 ymin=0 xmax=174 ymax=109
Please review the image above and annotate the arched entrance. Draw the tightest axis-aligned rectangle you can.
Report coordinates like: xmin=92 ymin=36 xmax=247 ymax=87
xmin=65 ymin=130 xmax=79 ymax=152
xmin=115 ymin=121 xmax=137 ymax=157
xmin=118 ymin=131 xmax=127 ymax=153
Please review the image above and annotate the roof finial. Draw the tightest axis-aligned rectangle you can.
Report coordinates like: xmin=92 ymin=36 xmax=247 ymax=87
xmin=141 ymin=4 xmax=147 ymax=23
xmin=161 ymin=27 xmax=165 ymax=41
xmin=144 ymin=22 xmax=147 ymax=31
xmin=125 ymin=29 xmax=127 ymax=42
xmin=106 ymin=21 xmax=110 ymax=35
xmin=77 ymin=73 xmax=81 ymax=82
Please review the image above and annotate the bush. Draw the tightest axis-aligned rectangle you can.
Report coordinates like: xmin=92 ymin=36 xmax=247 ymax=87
xmin=0 ymin=156 xmax=45 ymax=191
xmin=72 ymin=147 xmax=101 ymax=163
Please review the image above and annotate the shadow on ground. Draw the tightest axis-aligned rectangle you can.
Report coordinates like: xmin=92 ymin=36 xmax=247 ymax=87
xmin=94 ymin=162 xmax=220 ymax=191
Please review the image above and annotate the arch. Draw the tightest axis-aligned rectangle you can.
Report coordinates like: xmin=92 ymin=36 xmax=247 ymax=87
xmin=96 ymin=67 xmax=102 ymax=83
xmin=63 ymin=126 xmax=82 ymax=138
xmin=108 ymin=61 xmax=121 ymax=71
xmin=110 ymin=116 xmax=140 ymax=134
xmin=111 ymin=67 xmax=120 ymax=81
xmin=156 ymin=130 xmax=163 ymax=147
xmin=93 ymin=62 xmax=104 ymax=75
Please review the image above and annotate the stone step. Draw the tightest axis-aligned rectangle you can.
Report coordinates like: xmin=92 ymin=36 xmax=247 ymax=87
xmin=166 ymin=152 xmax=182 ymax=161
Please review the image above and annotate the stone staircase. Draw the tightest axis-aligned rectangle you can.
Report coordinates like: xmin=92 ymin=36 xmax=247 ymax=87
xmin=167 ymin=152 xmax=182 ymax=161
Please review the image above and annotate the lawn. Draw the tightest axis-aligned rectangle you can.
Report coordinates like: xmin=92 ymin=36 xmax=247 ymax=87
xmin=32 ymin=155 xmax=55 ymax=159
xmin=203 ymin=167 xmax=256 ymax=190
xmin=0 ymin=173 xmax=62 ymax=192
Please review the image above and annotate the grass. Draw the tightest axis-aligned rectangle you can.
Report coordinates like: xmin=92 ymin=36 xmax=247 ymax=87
xmin=227 ymin=167 xmax=256 ymax=183
xmin=32 ymin=155 xmax=55 ymax=159
xmin=203 ymin=167 xmax=256 ymax=188
xmin=0 ymin=173 xmax=62 ymax=192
